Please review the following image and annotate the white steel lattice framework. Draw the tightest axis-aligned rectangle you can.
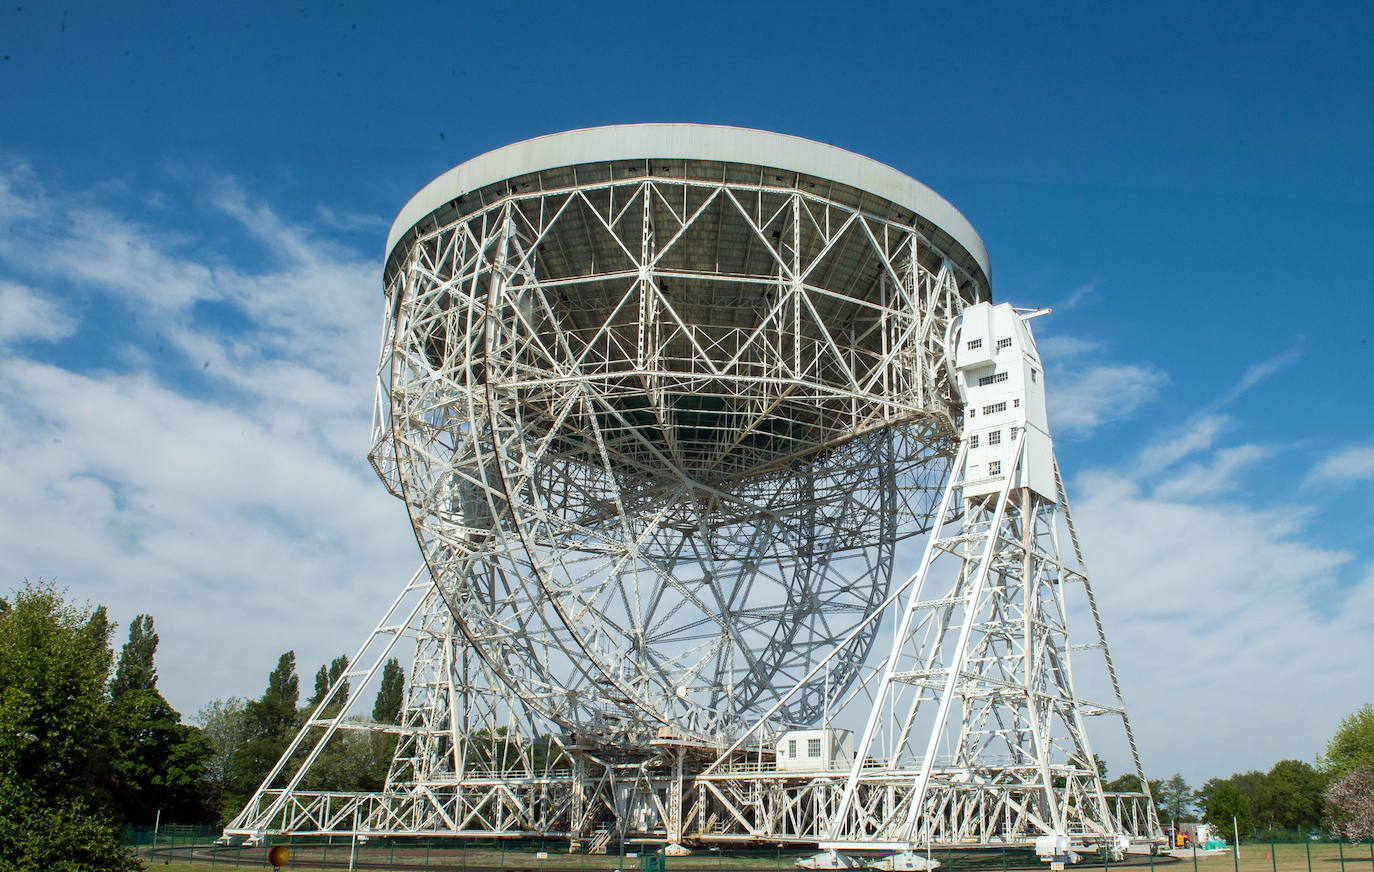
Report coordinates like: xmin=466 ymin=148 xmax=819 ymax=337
xmin=225 ymin=125 xmax=1159 ymax=861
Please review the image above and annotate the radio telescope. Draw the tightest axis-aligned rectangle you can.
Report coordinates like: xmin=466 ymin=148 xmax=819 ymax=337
xmin=369 ymin=125 xmax=982 ymax=744
xmin=229 ymin=126 xmax=1159 ymax=861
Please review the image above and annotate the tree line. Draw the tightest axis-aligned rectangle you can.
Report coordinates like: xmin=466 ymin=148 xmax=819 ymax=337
xmin=1083 ymin=707 xmax=1374 ymax=842
xmin=0 ymin=582 xmax=405 ymax=871
xmin=1199 ymin=705 xmax=1374 ymax=840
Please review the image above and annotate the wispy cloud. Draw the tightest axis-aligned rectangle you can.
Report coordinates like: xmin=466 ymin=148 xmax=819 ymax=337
xmin=1037 ymin=335 xmax=1104 ymax=361
xmin=1153 ymin=443 xmax=1275 ymax=500
xmin=0 ymin=281 xmax=77 ymax=344
xmin=1216 ymin=341 xmax=1304 ymax=408
xmin=1306 ymin=441 xmax=1374 ymax=488
xmin=1048 ymin=363 xmax=1167 ymax=437
xmin=1054 ymin=282 xmax=1097 ymax=312
xmin=1134 ymin=414 xmax=1230 ymax=478
xmin=0 ymin=164 xmax=410 ymax=717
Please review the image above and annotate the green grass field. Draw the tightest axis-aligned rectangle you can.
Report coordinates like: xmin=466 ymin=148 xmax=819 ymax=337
xmin=1187 ymin=842 xmax=1374 ymax=872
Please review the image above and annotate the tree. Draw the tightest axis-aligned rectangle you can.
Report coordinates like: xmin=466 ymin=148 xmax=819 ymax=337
xmin=373 ymin=658 xmax=404 ymax=724
xmin=226 ymin=652 xmax=301 ymax=811
xmin=0 ymin=582 xmax=140 ymax=871
xmin=1256 ymin=759 xmax=1325 ymax=830
xmin=1326 ymin=704 xmax=1374 ymax=778
xmin=109 ymin=688 xmax=213 ymax=824
xmin=104 ymin=611 xmax=215 ymax=823
xmin=1156 ymin=773 xmax=1198 ymax=822
xmin=1325 ymin=767 xmax=1374 ymax=841
xmin=1204 ymin=780 xmax=1253 ymax=834
xmin=308 ymin=654 xmax=349 ymax=712
xmin=1105 ymin=773 xmax=1148 ymax=793
xmin=195 ymin=697 xmax=252 ymax=817
xmin=109 ymin=613 xmax=158 ymax=697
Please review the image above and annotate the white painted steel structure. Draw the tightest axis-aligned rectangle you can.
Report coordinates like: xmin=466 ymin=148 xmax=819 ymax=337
xmin=225 ymin=125 xmax=1159 ymax=862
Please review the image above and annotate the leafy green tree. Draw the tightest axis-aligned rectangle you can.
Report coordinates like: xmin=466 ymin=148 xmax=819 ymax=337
xmin=0 ymin=582 xmax=140 ymax=871
xmin=1203 ymin=777 xmax=1257 ymax=834
xmin=226 ymin=652 xmax=300 ymax=811
xmin=110 ymin=688 xmax=214 ymax=824
xmin=1105 ymin=773 xmax=1150 ymax=793
xmin=1256 ymin=759 xmax=1325 ymax=830
xmin=194 ymin=697 xmax=252 ymax=818
xmin=1326 ymin=704 xmax=1374 ymax=778
xmin=104 ymin=611 xmax=215 ymax=823
xmin=308 ymin=654 xmax=349 ymax=713
xmin=1156 ymin=773 xmax=1198 ymax=823
xmin=301 ymin=728 xmax=388 ymax=792
xmin=372 ymin=658 xmax=404 ymax=724
xmin=109 ymin=613 xmax=158 ymax=697
xmin=365 ymin=658 xmax=405 ymax=785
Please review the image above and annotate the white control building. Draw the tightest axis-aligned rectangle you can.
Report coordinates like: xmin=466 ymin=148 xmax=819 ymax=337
xmin=951 ymin=302 xmax=1056 ymax=501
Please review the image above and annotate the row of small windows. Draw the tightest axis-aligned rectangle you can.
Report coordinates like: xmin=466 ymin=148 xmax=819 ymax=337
xmin=970 ymin=426 xmax=1022 ymax=448
xmin=977 ymin=371 xmax=1010 ymax=386
xmin=968 ymin=398 xmax=1019 ymax=418
xmin=967 ymin=337 xmax=1015 ymax=351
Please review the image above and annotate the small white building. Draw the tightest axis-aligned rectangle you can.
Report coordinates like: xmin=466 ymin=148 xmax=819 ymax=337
xmin=776 ymin=728 xmax=854 ymax=771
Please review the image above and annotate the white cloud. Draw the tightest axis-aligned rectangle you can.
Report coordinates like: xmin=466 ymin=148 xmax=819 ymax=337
xmin=1307 ymin=441 xmax=1374 ymax=488
xmin=1062 ymin=409 xmax=1374 ymax=784
xmin=0 ymin=165 xmax=413 ymax=719
xmin=1048 ymin=363 xmax=1167 ymax=436
xmin=1054 ymin=282 xmax=1097 ymax=311
xmin=1134 ymin=414 xmax=1229 ymax=478
xmin=0 ymin=281 xmax=77 ymax=344
xmin=1152 ymin=443 xmax=1274 ymax=500
xmin=1072 ymin=463 xmax=1367 ymax=783
xmin=1037 ymin=335 xmax=1104 ymax=361
xmin=1217 ymin=342 xmax=1303 ymax=407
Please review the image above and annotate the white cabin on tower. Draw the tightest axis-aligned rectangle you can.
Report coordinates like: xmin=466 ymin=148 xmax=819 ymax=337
xmin=950 ymin=302 xmax=1056 ymax=501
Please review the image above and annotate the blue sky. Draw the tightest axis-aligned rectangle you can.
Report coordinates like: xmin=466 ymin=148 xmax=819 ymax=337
xmin=2 ymin=0 xmax=1371 ymax=787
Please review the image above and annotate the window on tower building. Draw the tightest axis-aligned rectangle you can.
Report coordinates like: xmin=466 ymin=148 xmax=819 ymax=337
xmin=967 ymin=338 xmax=983 ymax=350
xmin=989 ymin=461 xmax=1002 ymax=475
xmin=788 ymin=740 xmax=797 ymax=758
xmin=969 ymin=434 xmax=979 ymax=448
xmin=997 ymin=338 xmax=1012 ymax=349
xmin=989 ymin=430 xmax=1002 ymax=445
xmin=808 ymin=738 xmax=822 ymax=757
